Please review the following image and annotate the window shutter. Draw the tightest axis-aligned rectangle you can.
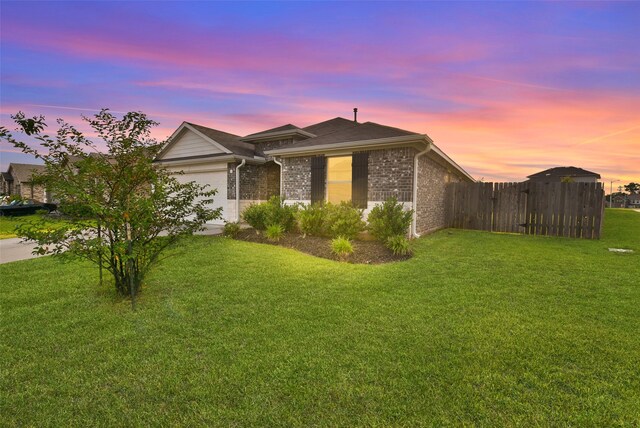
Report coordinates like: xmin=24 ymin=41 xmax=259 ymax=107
xmin=310 ymin=156 xmax=326 ymax=204
xmin=352 ymin=151 xmax=369 ymax=209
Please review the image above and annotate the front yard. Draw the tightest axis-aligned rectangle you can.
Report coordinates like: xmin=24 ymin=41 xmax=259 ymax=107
xmin=0 ymin=214 xmax=69 ymax=239
xmin=1 ymin=209 xmax=638 ymax=425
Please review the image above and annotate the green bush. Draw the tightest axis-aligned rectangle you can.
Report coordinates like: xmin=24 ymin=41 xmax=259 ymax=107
xmin=265 ymin=223 xmax=284 ymax=241
xmin=264 ymin=196 xmax=298 ymax=232
xmin=325 ymin=201 xmax=365 ymax=239
xmin=242 ymin=196 xmax=297 ymax=232
xmin=386 ymin=235 xmax=411 ymax=256
xmin=367 ymin=197 xmax=413 ymax=242
xmin=331 ymin=236 xmax=353 ymax=260
xmin=297 ymin=203 xmax=328 ymax=236
xmin=242 ymin=203 xmax=268 ymax=231
xmin=223 ymin=222 xmax=241 ymax=238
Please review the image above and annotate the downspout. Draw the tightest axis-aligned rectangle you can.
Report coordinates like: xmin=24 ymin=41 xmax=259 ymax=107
xmin=273 ymin=157 xmax=284 ymax=199
xmin=235 ymin=159 xmax=246 ymax=222
xmin=412 ymin=142 xmax=432 ymax=238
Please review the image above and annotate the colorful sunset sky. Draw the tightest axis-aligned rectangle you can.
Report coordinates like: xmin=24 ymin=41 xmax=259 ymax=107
xmin=1 ymin=1 xmax=638 ymax=185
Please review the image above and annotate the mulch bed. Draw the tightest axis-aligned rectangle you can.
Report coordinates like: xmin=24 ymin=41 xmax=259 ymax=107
xmin=234 ymin=229 xmax=411 ymax=264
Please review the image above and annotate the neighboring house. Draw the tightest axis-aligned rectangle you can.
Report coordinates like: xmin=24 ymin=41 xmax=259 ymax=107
xmin=0 ymin=172 xmax=13 ymax=195
xmin=608 ymin=193 xmax=628 ymax=208
xmin=1 ymin=163 xmax=48 ymax=201
xmin=527 ymin=166 xmax=601 ymax=183
xmin=154 ymin=114 xmax=474 ymax=235
xmin=627 ymin=193 xmax=640 ymax=208
xmin=605 ymin=192 xmax=630 ymax=208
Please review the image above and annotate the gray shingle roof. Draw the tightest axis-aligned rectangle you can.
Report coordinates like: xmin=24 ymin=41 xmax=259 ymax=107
xmin=186 ymin=122 xmax=256 ymax=157
xmin=243 ymin=124 xmax=301 ymax=139
xmin=527 ymin=166 xmax=601 ymax=179
xmin=168 ymin=117 xmax=424 ymax=157
xmin=274 ymin=121 xmax=421 ymax=150
xmin=8 ymin=163 xmax=45 ymax=183
xmin=302 ymin=117 xmax=356 ymax=137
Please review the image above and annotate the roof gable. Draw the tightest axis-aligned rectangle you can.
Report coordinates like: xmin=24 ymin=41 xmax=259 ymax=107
xmin=157 ymin=126 xmax=228 ymax=161
xmin=244 ymin=124 xmax=300 ymax=138
xmin=157 ymin=122 xmax=256 ymax=161
xmin=8 ymin=163 xmax=45 ymax=183
xmin=187 ymin=123 xmax=255 ymax=157
xmin=239 ymin=123 xmax=316 ymax=142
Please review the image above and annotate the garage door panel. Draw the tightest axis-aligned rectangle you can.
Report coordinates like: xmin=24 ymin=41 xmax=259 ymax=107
xmin=171 ymin=169 xmax=227 ymax=224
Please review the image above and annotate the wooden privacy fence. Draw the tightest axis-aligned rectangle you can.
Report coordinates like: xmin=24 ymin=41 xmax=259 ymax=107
xmin=446 ymin=181 xmax=605 ymax=239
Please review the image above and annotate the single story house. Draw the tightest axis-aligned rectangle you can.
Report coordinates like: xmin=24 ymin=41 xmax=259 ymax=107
xmin=154 ymin=113 xmax=474 ymax=236
xmin=0 ymin=172 xmax=12 ymax=195
xmin=0 ymin=163 xmax=48 ymax=202
xmin=527 ymin=166 xmax=600 ymax=183
xmin=628 ymin=193 xmax=640 ymax=208
xmin=607 ymin=193 xmax=627 ymax=208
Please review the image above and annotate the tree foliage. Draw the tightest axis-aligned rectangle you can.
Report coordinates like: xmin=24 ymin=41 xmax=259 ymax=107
xmin=0 ymin=109 xmax=221 ymax=298
xmin=624 ymin=182 xmax=639 ymax=194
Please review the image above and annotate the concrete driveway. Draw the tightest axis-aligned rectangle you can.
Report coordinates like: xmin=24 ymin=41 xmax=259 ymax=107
xmin=0 ymin=237 xmax=42 ymax=264
xmin=0 ymin=224 xmax=223 ymax=265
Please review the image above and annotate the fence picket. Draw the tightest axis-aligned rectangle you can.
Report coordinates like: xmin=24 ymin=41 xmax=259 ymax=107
xmin=446 ymin=181 xmax=603 ymax=239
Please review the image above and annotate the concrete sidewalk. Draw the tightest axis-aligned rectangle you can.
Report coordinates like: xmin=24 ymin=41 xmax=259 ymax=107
xmin=0 ymin=224 xmax=223 ymax=265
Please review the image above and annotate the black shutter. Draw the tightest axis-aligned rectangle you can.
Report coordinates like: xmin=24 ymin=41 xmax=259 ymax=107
xmin=352 ymin=152 xmax=369 ymax=209
xmin=310 ymin=156 xmax=326 ymax=204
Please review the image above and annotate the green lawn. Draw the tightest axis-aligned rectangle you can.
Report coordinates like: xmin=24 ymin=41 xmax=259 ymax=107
xmin=1 ymin=209 xmax=639 ymax=426
xmin=0 ymin=214 xmax=69 ymax=239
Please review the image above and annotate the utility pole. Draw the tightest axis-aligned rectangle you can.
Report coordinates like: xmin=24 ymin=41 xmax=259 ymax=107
xmin=610 ymin=179 xmax=620 ymax=208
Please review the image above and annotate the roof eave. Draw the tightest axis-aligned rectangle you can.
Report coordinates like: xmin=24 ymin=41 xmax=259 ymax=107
xmin=153 ymin=154 xmax=266 ymax=166
xmin=239 ymin=129 xmax=317 ymax=142
xmin=265 ymin=134 xmax=431 ymax=156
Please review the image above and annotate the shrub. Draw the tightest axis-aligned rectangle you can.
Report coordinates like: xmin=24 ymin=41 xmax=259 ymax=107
xmin=325 ymin=201 xmax=365 ymax=239
xmin=386 ymin=234 xmax=411 ymax=256
xmin=367 ymin=197 xmax=413 ymax=242
xmin=223 ymin=221 xmax=241 ymax=238
xmin=297 ymin=203 xmax=328 ymax=236
xmin=242 ymin=196 xmax=297 ymax=232
xmin=264 ymin=196 xmax=298 ymax=232
xmin=265 ymin=223 xmax=284 ymax=241
xmin=242 ymin=203 xmax=268 ymax=231
xmin=331 ymin=236 xmax=353 ymax=260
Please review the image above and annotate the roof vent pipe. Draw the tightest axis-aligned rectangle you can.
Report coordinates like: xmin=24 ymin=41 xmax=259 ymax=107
xmin=353 ymin=108 xmax=358 ymax=123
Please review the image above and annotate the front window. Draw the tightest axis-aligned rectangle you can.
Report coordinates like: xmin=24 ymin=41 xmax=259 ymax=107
xmin=327 ymin=156 xmax=352 ymax=203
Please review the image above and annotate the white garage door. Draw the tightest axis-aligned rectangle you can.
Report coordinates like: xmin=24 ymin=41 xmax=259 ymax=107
xmin=172 ymin=169 xmax=227 ymax=224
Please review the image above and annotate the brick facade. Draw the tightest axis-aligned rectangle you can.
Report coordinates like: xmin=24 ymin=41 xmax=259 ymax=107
xmin=227 ymin=161 xmax=280 ymax=200
xmin=1 ymin=178 xmax=46 ymax=202
xmin=253 ymin=138 xmax=297 ymax=156
xmin=16 ymin=182 xmax=46 ymax=202
xmin=229 ymin=144 xmax=467 ymax=235
xmin=281 ymin=148 xmax=416 ymax=203
xmin=281 ymin=156 xmax=313 ymax=201
xmin=367 ymin=147 xmax=415 ymax=202
xmin=415 ymin=156 xmax=461 ymax=234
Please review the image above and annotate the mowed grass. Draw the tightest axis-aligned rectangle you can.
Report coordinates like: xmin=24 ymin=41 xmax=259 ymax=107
xmin=0 ymin=214 xmax=68 ymax=239
xmin=1 ymin=209 xmax=639 ymax=426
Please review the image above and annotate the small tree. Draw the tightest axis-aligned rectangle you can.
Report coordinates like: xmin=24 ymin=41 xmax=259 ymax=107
xmin=0 ymin=109 xmax=221 ymax=299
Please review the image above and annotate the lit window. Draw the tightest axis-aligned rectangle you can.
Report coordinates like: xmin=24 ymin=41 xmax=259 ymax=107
xmin=327 ymin=156 xmax=352 ymax=203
